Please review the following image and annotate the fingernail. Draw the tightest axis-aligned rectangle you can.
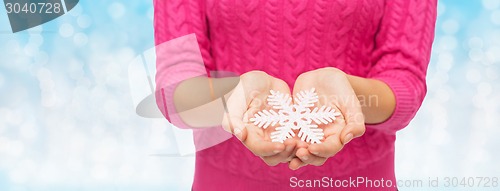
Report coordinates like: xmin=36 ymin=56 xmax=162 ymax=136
xmin=285 ymin=145 xmax=293 ymax=152
xmin=312 ymin=151 xmax=319 ymax=155
xmin=343 ymin=133 xmax=353 ymax=144
xmin=301 ymin=156 xmax=309 ymax=161
xmin=273 ymin=150 xmax=281 ymax=154
xmin=233 ymin=128 xmax=243 ymax=141
xmin=233 ymin=128 xmax=241 ymax=135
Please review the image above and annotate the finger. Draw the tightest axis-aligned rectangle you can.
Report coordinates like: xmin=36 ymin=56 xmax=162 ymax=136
xmin=287 ymin=139 xmax=306 ymax=161
xmin=244 ymin=126 xmax=285 ymax=157
xmin=243 ymin=95 xmax=268 ymax=124
xmin=297 ymin=139 xmax=309 ymax=146
xmin=288 ymin=158 xmax=307 ymax=170
xmin=337 ymin=92 xmax=365 ymax=145
xmin=270 ymin=77 xmax=291 ymax=95
xmin=260 ymin=156 xmax=280 ymax=166
xmin=292 ymin=140 xmax=308 ymax=160
xmin=339 ymin=111 xmax=366 ymax=145
xmin=292 ymin=71 xmax=316 ymax=96
xmin=245 ymin=139 xmax=284 ymax=157
xmin=261 ymin=138 xmax=297 ymax=165
xmin=222 ymin=83 xmax=248 ymax=135
xmin=283 ymin=138 xmax=297 ymax=156
xmin=230 ymin=116 xmax=248 ymax=141
xmin=239 ymin=96 xmax=273 ymax=143
xmin=308 ymin=133 xmax=344 ymax=158
xmin=238 ymin=106 xmax=263 ymax=142
xmin=296 ymin=147 xmax=327 ymax=166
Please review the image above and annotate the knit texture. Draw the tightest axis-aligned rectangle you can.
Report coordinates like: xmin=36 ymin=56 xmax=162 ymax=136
xmin=154 ymin=0 xmax=436 ymax=190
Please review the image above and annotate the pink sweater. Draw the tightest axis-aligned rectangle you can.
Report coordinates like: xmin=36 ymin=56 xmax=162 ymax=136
xmin=154 ymin=0 xmax=436 ymax=190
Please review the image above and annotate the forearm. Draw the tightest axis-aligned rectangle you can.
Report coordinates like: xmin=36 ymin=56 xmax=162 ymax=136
xmin=173 ymin=76 xmax=239 ymax=112
xmin=172 ymin=76 xmax=239 ymax=127
xmin=346 ymin=75 xmax=396 ymax=124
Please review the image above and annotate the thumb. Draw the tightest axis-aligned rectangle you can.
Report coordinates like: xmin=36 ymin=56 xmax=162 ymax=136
xmin=221 ymin=82 xmax=249 ymax=141
xmin=221 ymin=103 xmax=249 ymax=142
xmin=228 ymin=114 xmax=248 ymax=142
xmin=339 ymin=110 xmax=365 ymax=145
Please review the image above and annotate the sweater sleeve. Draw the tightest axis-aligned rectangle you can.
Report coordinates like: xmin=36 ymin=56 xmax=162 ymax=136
xmin=153 ymin=0 xmax=214 ymax=128
xmin=365 ymin=0 xmax=437 ymax=133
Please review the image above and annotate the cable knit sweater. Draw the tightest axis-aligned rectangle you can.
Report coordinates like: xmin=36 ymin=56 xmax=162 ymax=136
xmin=153 ymin=0 xmax=436 ymax=190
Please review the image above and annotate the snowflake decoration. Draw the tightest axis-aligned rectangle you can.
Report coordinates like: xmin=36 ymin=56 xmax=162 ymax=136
xmin=249 ymin=88 xmax=341 ymax=144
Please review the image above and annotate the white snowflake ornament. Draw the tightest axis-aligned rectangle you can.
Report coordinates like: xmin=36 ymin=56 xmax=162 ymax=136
xmin=249 ymin=88 xmax=341 ymax=144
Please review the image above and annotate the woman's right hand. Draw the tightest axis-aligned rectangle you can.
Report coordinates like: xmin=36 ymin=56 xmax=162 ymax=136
xmin=222 ymin=71 xmax=298 ymax=166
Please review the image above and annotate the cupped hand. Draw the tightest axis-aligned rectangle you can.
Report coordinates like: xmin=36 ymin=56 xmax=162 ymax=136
xmin=289 ymin=67 xmax=366 ymax=170
xmin=222 ymin=71 xmax=299 ymax=166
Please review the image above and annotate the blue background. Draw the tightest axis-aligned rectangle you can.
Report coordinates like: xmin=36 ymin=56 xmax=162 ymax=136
xmin=1 ymin=0 xmax=500 ymax=190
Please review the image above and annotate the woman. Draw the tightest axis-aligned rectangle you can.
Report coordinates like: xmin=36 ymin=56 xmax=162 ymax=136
xmin=154 ymin=0 xmax=436 ymax=190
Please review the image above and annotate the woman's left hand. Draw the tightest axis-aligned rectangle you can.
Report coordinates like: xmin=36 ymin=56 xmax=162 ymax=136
xmin=289 ymin=67 xmax=366 ymax=170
